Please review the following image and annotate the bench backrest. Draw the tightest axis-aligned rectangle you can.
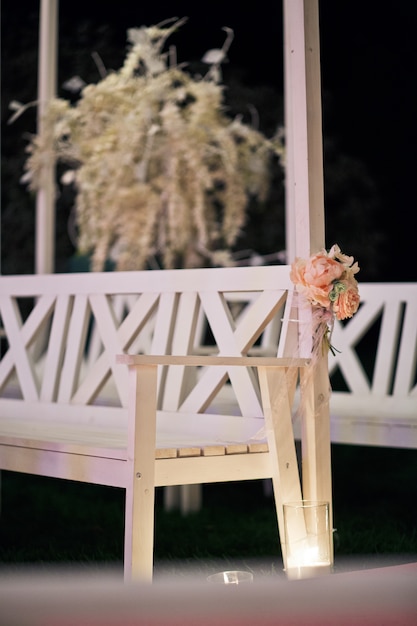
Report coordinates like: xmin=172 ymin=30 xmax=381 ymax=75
xmin=2 ymin=270 xmax=415 ymax=447
xmin=0 ymin=266 xmax=298 ymax=418
xmin=329 ymin=283 xmax=417 ymax=399
xmin=328 ymin=282 xmax=417 ymax=448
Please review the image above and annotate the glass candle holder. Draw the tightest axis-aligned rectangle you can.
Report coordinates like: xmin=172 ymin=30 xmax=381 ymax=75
xmin=283 ymin=500 xmax=332 ymax=580
xmin=207 ymin=570 xmax=254 ymax=585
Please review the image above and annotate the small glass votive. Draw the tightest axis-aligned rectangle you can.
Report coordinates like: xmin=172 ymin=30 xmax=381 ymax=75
xmin=207 ymin=570 xmax=254 ymax=585
xmin=283 ymin=500 xmax=332 ymax=580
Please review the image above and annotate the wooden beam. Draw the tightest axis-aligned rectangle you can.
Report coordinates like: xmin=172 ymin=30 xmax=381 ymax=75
xmin=283 ymin=0 xmax=333 ymax=561
xmin=36 ymin=0 xmax=58 ymax=275
xmin=284 ymin=0 xmax=325 ymax=261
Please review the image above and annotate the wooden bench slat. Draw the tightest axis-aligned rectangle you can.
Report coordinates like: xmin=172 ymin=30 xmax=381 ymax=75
xmin=58 ymin=294 xmax=90 ymax=403
xmin=40 ymin=294 xmax=72 ymax=402
xmin=225 ymin=443 xmax=249 ymax=454
xmin=248 ymin=442 xmax=269 ymax=453
xmin=155 ymin=448 xmax=178 ymax=459
xmin=177 ymin=447 xmax=202 ymax=458
xmin=202 ymin=445 xmax=227 ymax=456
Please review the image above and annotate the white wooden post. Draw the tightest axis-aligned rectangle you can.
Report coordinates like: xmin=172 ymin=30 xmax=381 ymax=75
xmin=36 ymin=0 xmax=58 ymax=275
xmin=283 ymin=0 xmax=332 ymax=550
xmin=284 ymin=0 xmax=325 ymax=261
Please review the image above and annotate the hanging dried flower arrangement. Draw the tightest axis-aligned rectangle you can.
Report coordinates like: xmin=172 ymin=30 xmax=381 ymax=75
xmin=16 ymin=17 xmax=284 ymax=271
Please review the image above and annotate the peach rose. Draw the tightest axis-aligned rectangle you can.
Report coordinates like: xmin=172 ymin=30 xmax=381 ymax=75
xmin=303 ymin=251 xmax=344 ymax=287
xmin=333 ymin=279 xmax=360 ymax=320
xmin=289 ymin=257 xmax=307 ymax=286
xmin=290 ymin=251 xmax=344 ymax=307
xmin=298 ymin=282 xmax=332 ymax=308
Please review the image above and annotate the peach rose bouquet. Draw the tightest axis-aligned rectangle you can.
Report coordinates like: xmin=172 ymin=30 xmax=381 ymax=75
xmin=290 ymin=244 xmax=360 ymax=355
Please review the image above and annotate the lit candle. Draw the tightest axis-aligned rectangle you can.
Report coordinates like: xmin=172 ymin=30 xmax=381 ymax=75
xmin=283 ymin=501 xmax=332 ymax=580
xmin=285 ymin=543 xmax=331 ymax=580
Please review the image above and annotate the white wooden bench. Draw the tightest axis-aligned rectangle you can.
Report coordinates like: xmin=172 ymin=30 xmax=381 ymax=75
xmin=0 ymin=265 xmax=319 ymax=580
xmin=328 ymin=283 xmax=417 ymax=449
xmin=191 ymin=281 xmax=417 ymax=450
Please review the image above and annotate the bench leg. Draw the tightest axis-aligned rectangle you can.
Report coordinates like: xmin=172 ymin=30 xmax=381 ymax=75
xmin=124 ymin=364 xmax=158 ymax=582
xmin=299 ymin=356 xmax=334 ymax=557
xmin=163 ymin=484 xmax=203 ymax=514
xmin=163 ymin=486 xmax=181 ymax=512
xmin=180 ymin=484 xmax=202 ymax=513
xmin=258 ymin=366 xmax=303 ymax=567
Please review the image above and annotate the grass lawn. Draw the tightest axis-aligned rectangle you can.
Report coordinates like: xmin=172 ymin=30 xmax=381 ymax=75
xmin=0 ymin=444 xmax=416 ymax=570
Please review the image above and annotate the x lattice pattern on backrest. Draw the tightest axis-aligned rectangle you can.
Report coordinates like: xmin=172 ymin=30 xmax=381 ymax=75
xmin=329 ymin=283 xmax=417 ymax=398
xmin=0 ymin=266 xmax=301 ymax=416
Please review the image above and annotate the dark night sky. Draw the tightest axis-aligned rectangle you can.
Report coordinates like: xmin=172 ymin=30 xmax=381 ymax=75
xmin=2 ymin=1 xmax=416 ymax=280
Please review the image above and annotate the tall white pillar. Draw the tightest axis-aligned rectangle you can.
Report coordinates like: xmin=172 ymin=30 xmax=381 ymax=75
xmin=36 ymin=0 xmax=58 ymax=274
xmin=284 ymin=0 xmax=325 ymax=262
xmin=283 ymin=0 xmax=332 ymax=557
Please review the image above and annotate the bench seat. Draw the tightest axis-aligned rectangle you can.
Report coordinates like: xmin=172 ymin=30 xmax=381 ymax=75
xmin=0 ymin=408 xmax=267 ymax=460
xmin=0 ymin=414 xmax=271 ymax=490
